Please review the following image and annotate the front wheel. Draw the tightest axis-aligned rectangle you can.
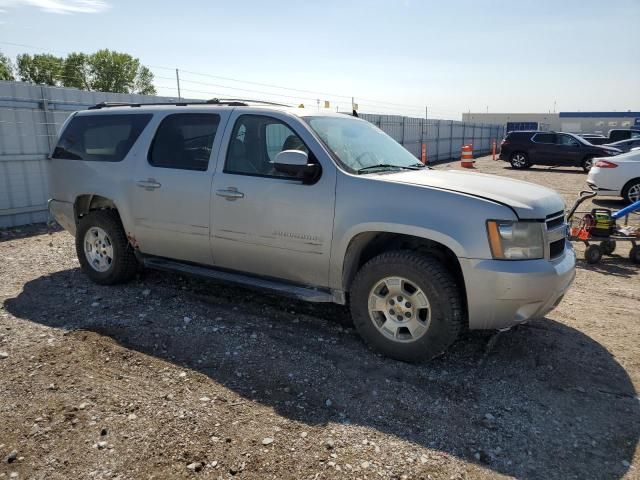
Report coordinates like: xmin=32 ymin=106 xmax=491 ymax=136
xmin=349 ymin=251 xmax=463 ymax=362
xmin=75 ymin=210 xmax=139 ymax=285
xmin=510 ymin=152 xmax=529 ymax=169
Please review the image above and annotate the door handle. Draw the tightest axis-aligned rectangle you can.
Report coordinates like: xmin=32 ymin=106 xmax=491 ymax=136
xmin=216 ymin=188 xmax=244 ymax=200
xmin=136 ymin=179 xmax=162 ymax=190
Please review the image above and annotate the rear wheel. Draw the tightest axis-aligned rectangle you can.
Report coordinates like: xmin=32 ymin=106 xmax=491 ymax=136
xmin=600 ymin=240 xmax=616 ymax=255
xmin=622 ymin=179 xmax=640 ymax=204
xmin=630 ymin=246 xmax=640 ymax=265
xmin=76 ymin=210 xmax=138 ymax=285
xmin=584 ymin=244 xmax=602 ymax=264
xmin=349 ymin=251 xmax=463 ymax=362
xmin=510 ymin=152 xmax=529 ymax=169
xmin=581 ymin=157 xmax=594 ymax=172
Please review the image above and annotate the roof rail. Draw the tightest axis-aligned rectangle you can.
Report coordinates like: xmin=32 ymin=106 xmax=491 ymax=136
xmin=88 ymin=98 xmax=291 ymax=110
xmin=207 ymin=98 xmax=291 ymax=107
xmin=87 ymin=100 xmax=246 ymax=110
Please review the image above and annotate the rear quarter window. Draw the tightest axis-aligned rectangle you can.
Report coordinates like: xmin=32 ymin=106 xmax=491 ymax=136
xmin=532 ymin=133 xmax=556 ymax=144
xmin=52 ymin=114 xmax=152 ymax=162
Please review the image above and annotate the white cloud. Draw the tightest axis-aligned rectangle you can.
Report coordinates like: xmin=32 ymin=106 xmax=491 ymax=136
xmin=0 ymin=0 xmax=110 ymax=14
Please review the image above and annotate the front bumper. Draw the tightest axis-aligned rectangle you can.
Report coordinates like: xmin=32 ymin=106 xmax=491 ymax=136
xmin=48 ymin=199 xmax=76 ymax=236
xmin=460 ymin=245 xmax=576 ymax=330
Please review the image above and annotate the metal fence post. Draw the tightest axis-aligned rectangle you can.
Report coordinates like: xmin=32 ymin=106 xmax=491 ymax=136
xmin=40 ymin=85 xmax=56 ymax=151
xmin=401 ymin=116 xmax=406 ymax=147
xmin=462 ymin=122 xmax=466 ymax=149
xmin=435 ymin=120 xmax=440 ymax=162
xmin=449 ymin=121 xmax=452 ymax=159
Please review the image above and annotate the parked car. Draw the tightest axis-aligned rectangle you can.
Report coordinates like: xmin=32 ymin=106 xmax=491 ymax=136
xmin=587 ymin=149 xmax=640 ymax=203
xmin=603 ymin=138 xmax=640 ymax=153
xmin=579 ymin=133 xmax=607 ymax=143
xmin=608 ymin=128 xmax=640 ymax=143
xmin=48 ymin=101 xmax=575 ymax=362
xmin=579 ymin=129 xmax=640 ymax=145
xmin=499 ymin=130 xmax=621 ymax=171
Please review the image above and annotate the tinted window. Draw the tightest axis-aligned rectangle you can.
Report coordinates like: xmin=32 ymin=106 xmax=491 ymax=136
xmin=52 ymin=114 xmax=152 ymax=162
xmin=225 ymin=115 xmax=309 ymax=177
xmin=557 ymin=134 xmax=580 ymax=146
xmin=532 ymin=133 xmax=556 ymax=144
xmin=148 ymin=113 xmax=220 ymax=171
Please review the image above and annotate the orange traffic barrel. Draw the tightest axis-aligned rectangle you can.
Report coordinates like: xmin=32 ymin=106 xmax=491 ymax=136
xmin=461 ymin=144 xmax=475 ymax=168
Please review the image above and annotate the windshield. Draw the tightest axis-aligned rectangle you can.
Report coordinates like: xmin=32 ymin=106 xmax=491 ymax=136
xmin=304 ymin=116 xmax=424 ymax=173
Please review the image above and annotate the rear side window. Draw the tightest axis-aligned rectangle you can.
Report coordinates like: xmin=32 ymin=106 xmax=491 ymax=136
xmin=52 ymin=114 xmax=152 ymax=162
xmin=532 ymin=133 xmax=556 ymax=144
xmin=148 ymin=113 xmax=220 ymax=171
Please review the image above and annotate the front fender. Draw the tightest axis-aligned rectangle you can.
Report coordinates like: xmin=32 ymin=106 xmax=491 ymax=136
xmin=329 ymin=223 xmax=465 ymax=290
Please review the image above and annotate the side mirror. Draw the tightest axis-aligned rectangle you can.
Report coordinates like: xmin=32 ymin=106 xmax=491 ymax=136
xmin=273 ymin=150 xmax=321 ymax=184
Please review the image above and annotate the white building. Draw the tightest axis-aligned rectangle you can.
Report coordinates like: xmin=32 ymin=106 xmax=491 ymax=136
xmin=461 ymin=111 xmax=640 ymax=134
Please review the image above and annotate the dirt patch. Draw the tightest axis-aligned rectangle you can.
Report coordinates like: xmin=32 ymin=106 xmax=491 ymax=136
xmin=0 ymin=155 xmax=638 ymax=479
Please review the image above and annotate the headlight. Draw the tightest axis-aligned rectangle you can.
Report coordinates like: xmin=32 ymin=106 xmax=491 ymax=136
xmin=486 ymin=220 xmax=544 ymax=260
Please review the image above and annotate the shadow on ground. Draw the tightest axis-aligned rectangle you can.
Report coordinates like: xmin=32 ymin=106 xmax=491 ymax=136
xmin=5 ymin=269 xmax=639 ymax=479
xmin=575 ymin=256 xmax=639 ymax=278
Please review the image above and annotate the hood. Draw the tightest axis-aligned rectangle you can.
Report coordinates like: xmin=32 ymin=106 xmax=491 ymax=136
xmin=379 ymin=169 xmax=565 ymax=219
xmin=599 ymin=145 xmax=622 ymax=153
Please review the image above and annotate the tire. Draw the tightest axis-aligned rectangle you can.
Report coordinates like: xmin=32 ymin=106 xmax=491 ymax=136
xmin=584 ymin=244 xmax=602 ymax=264
xmin=75 ymin=210 xmax=138 ymax=285
xmin=510 ymin=152 xmax=529 ymax=169
xmin=581 ymin=157 xmax=594 ymax=172
xmin=349 ymin=251 xmax=463 ymax=362
xmin=630 ymin=245 xmax=640 ymax=265
xmin=622 ymin=179 xmax=640 ymax=204
xmin=600 ymin=240 xmax=616 ymax=255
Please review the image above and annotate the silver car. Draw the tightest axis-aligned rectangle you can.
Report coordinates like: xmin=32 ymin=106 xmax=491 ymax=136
xmin=48 ymin=101 xmax=575 ymax=362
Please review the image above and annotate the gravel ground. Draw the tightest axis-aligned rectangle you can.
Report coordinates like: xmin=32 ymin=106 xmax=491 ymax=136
xmin=1 ymin=155 xmax=638 ymax=480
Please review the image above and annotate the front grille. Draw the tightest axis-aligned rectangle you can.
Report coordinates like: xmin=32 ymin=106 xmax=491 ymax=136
xmin=546 ymin=211 xmax=565 ymax=230
xmin=546 ymin=210 xmax=567 ymax=259
xmin=549 ymin=238 xmax=565 ymax=258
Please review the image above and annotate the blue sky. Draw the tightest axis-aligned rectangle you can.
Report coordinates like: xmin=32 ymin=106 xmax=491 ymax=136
xmin=0 ymin=0 xmax=638 ymax=119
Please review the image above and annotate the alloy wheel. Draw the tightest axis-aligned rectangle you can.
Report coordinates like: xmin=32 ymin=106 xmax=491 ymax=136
xmin=367 ymin=276 xmax=431 ymax=343
xmin=83 ymin=226 xmax=114 ymax=272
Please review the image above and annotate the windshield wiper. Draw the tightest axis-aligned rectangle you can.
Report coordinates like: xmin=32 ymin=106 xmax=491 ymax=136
xmin=357 ymin=163 xmax=424 ymax=174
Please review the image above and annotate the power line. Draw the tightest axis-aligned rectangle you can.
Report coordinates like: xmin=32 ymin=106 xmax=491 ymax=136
xmin=0 ymin=40 xmax=463 ymax=118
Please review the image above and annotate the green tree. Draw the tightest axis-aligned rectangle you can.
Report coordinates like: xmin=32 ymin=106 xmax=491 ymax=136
xmin=16 ymin=53 xmax=63 ymax=85
xmin=0 ymin=50 xmax=14 ymax=81
xmin=61 ymin=52 xmax=91 ymax=90
xmin=61 ymin=49 xmax=156 ymax=95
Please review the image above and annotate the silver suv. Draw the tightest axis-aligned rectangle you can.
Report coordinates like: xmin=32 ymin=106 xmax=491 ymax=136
xmin=48 ymin=100 xmax=575 ymax=362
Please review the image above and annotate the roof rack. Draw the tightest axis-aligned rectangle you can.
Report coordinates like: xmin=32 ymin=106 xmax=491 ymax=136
xmin=210 ymin=98 xmax=291 ymax=107
xmin=87 ymin=98 xmax=290 ymax=110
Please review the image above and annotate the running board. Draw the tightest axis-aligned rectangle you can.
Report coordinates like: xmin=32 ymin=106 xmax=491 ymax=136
xmin=141 ymin=256 xmax=334 ymax=303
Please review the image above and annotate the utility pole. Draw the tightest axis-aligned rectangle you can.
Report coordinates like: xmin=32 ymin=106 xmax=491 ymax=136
xmin=176 ymin=68 xmax=182 ymax=101
xmin=553 ymin=100 xmax=556 ymax=113
xmin=316 ymin=98 xmax=320 ymax=111
xmin=486 ymin=105 xmax=488 ymax=114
